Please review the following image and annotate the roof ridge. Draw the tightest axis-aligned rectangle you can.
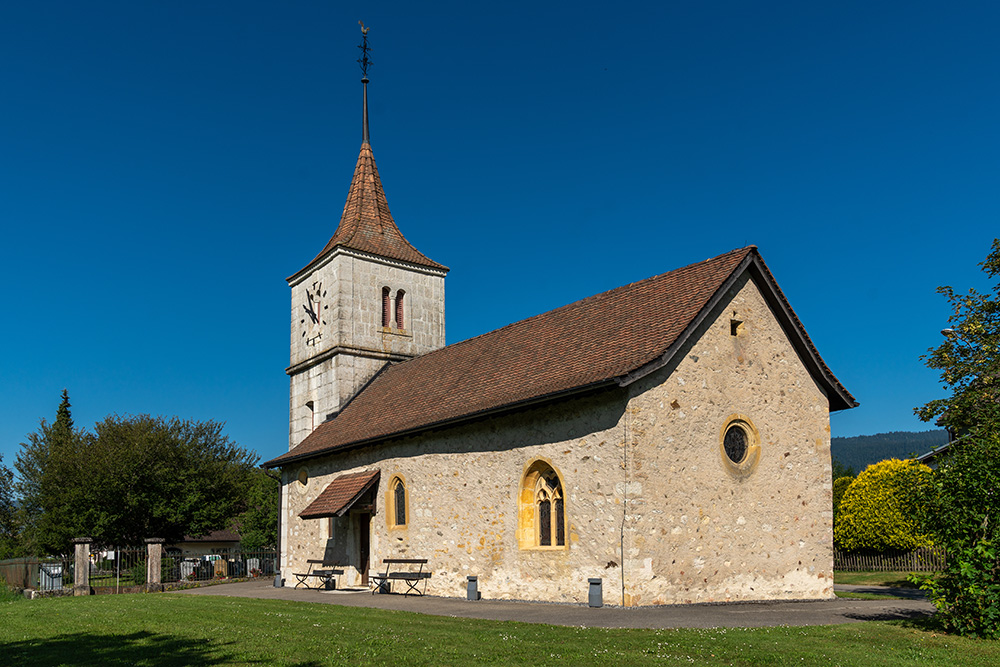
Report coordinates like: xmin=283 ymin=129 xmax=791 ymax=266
xmin=399 ymin=246 xmax=756 ymax=358
xmin=266 ymin=245 xmax=857 ymax=469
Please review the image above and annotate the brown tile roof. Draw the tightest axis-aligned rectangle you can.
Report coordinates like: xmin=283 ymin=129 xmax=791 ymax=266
xmin=299 ymin=469 xmax=381 ymax=519
xmin=290 ymin=142 xmax=448 ymax=280
xmin=181 ymin=528 xmax=242 ymax=543
xmin=268 ymin=246 xmax=855 ymax=467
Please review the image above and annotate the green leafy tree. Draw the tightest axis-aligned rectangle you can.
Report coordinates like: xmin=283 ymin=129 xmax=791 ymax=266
xmin=916 ymin=238 xmax=1000 ymax=433
xmin=75 ymin=415 xmax=258 ymax=547
xmin=833 ymin=458 xmax=932 ymax=552
xmin=911 ymin=239 xmax=1000 ymax=637
xmin=831 ymin=475 xmax=854 ymax=526
xmin=15 ymin=398 xmax=258 ymax=553
xmin=238 ymin=468 xmax=280 ymax=550
xmin=14 ymin=390 xmax=88 ymax=554
xmin=913 ymin=421 xmax=1000 ymax=637
xmin=0 ymin=455 xmax=17 ymax=558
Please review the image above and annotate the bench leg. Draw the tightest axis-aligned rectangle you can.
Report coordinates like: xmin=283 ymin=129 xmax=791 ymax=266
xmin=402 ymin=578 xmax=424 ymax=597
xmin=370 ymin=576 xmax=390 ymax=595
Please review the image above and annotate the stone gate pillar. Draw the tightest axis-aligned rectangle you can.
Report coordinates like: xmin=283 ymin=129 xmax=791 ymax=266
xmin=71 ymin=537 xmax=92 ymax=596
xmin=145 ymin=538 xmax=165 ymax=592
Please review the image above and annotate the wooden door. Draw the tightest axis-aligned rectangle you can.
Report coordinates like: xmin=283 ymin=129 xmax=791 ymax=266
xmin=358 ymin=513 xmax=371 ymax=585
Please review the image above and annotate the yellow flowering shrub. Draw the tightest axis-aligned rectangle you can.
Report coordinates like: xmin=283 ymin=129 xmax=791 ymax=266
xmin=834 ymin=458 xmax=933 ymax=552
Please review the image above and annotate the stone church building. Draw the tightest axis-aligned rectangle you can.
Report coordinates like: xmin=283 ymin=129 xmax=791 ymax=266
xmin=265 ymin=75 xmax=856 ymax=606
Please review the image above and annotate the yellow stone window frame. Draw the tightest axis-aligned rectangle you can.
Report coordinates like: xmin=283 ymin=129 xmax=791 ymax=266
xmin=517 ymin=459 xmax=567 ymax=550
xmin=385 ymin=474 xmax=409 ymax=530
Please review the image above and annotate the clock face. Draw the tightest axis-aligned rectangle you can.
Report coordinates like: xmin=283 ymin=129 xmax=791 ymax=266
xmin=300 ymin=281 xmax=328 ymax=346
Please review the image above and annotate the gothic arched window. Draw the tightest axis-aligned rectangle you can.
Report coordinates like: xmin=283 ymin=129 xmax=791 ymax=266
xmin=517 ymin=461 xmax=566 ymax=549
xmin=381 ymin=287 xmax=391 ymax=328
xmin=393 ymin=477 xmax=406 ymax=526
xmin=387 ymin=475 xmax=408 ymax=529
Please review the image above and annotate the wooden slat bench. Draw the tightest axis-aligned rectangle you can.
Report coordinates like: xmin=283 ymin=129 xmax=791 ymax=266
xmin=293 ymin=559 xmax=343 ymax=590
xmin=370 ymin=558 xmax=431 ymax=596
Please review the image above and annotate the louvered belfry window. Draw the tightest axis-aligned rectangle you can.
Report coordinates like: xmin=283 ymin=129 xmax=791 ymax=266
xmin=382 ymin=287 xmax=391 ymax=327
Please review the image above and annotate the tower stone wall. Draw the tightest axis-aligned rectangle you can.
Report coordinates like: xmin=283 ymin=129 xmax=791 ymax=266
xmin=288 ymin=248 xmax=446 ymax=450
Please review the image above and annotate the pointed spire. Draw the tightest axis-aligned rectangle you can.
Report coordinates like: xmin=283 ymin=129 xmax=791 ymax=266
xmin=288 ymin=24 xmax=447 ymax=281
xmin=362 ymin=77 xmax=370 ymax=145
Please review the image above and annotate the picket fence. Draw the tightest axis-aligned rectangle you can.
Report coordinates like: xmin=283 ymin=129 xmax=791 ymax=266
xmin=833 ymin=546 xmax=946 ymax=572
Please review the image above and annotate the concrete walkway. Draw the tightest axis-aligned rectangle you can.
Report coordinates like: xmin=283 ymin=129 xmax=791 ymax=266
xmin=176 ymin=580 xmax=934 ymax=629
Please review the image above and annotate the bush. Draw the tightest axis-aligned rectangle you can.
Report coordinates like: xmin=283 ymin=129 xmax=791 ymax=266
xmin=913 ymin=425 xmax=1000 ymax=638
xmin=127 ymin=559 xmax=147 ymax=586
xmin=832 ymin=475 xmax=854 ymax=524
xmin=834 ymin=458 xmax=932 ymax=552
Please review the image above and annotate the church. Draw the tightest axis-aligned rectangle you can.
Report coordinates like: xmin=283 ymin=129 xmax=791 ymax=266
xmin=265 ymin=58 xmax=857 ymax=606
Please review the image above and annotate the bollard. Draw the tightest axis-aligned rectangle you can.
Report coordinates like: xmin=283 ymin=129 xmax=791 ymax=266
xmin=273 ymin=574 xmax=284 ymax=588
xmin=467 ymin=575 xmax=480 ymax=601
xmin=588 ymin=578 xmax=603 ymax=608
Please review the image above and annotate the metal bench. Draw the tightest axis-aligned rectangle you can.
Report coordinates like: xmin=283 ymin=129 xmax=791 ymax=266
xmin=293 ymin=559 xmax=343 ymax=590
xmin=370 ymin=558 xmax=431 ymax=596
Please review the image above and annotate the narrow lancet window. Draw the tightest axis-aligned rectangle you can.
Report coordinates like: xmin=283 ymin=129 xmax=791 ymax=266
xmin=395 ymin=289 xmax=405 ymax=329
xmin=393 ymin=477 xmax=406 ymax=526
xmin=382 ymin=287 xmax=391 ymax=327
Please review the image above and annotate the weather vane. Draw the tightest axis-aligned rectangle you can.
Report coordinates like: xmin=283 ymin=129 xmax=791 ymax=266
xmin=358 ymin=21 xmax=372 ymax=82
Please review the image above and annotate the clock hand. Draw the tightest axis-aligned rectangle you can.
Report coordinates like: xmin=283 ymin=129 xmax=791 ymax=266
xmin=302 ymin=303 xmax=318 ymax=323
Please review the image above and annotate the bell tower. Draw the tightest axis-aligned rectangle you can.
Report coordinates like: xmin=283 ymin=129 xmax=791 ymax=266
xmin=286 ymin=26 xmax=448 ymax=450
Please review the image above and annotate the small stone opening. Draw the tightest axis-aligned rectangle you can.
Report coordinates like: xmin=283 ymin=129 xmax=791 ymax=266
xmin=730 ymin=319 xmax=743 ymax=336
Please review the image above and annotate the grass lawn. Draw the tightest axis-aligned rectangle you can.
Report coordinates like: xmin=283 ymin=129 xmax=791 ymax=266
xmin=1 ymin=593 xmax=996 ymax=666
xmin=833 ymin=590 xmax=910 ymax=600
xmin=834 ymin=571 xmax=925 ymax=588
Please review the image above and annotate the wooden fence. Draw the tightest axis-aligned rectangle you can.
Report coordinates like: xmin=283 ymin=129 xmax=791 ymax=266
xmin=0 ymin=556 xmax=72 ymax=590
xmin=834 ymin=546 xmax=947 ymax=572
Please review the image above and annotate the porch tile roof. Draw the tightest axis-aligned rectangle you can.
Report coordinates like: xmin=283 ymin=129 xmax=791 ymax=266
xmin=299 ymin=469 xmax=381 ymax=519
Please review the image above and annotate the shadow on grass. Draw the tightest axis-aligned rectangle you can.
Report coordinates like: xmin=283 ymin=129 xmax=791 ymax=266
xmin=2 ymin=630 xmax=325 ymax=667
xmin=844 ymin=607 xmax=935 ymax=622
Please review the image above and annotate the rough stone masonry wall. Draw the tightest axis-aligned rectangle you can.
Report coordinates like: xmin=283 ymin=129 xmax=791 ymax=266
xmin=281 ymin=275 xmax=834 ymax=605
xmin=622 ymin=273 xmax=834 ymax=605
xmin=282 ymin=388 xmax=631 ymax=602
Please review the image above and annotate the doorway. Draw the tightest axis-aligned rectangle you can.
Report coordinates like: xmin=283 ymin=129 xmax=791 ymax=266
xmin=358 ymin=512 xmax=371 ymax=586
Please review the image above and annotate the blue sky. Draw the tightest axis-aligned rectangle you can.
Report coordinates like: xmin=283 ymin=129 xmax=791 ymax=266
xmin=1 ymin=1 xmax=996 ymax=467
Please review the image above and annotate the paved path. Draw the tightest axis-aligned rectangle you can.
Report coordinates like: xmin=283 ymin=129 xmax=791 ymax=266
xmin=176 ymin=580 xmax=934 ymax=629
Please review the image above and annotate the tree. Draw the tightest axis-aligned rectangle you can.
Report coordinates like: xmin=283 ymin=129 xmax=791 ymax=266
xmin=15 ymin=398 xmax=259 ymax=553
xmin=14 ymin=390 xmax=88 ymax=554
xmin=238 ymin=468 xmax=280 ymax=550
xmin=831 ymin=459 xmax=855 ymax=481
xmin=913 ymin=420 xmax=1000 ymax=637
xmin=831 ymin=475 xmax=854 ymax=526
xmin=75 ymin=415 xmax=258 ymax=547
xmin=0 ymin=455 xmax=17 ymax=558
xmin=833 ymin=458 xmax=932 ymax=552
xmin=916 ymin=238 xmax=1000 ymax=433
xmin=910 ymin=239 xmax=1000 ymax=637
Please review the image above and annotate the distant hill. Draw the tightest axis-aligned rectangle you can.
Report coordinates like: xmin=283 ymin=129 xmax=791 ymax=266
xmin=831 ymin=430 xmax=949 ymax=475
